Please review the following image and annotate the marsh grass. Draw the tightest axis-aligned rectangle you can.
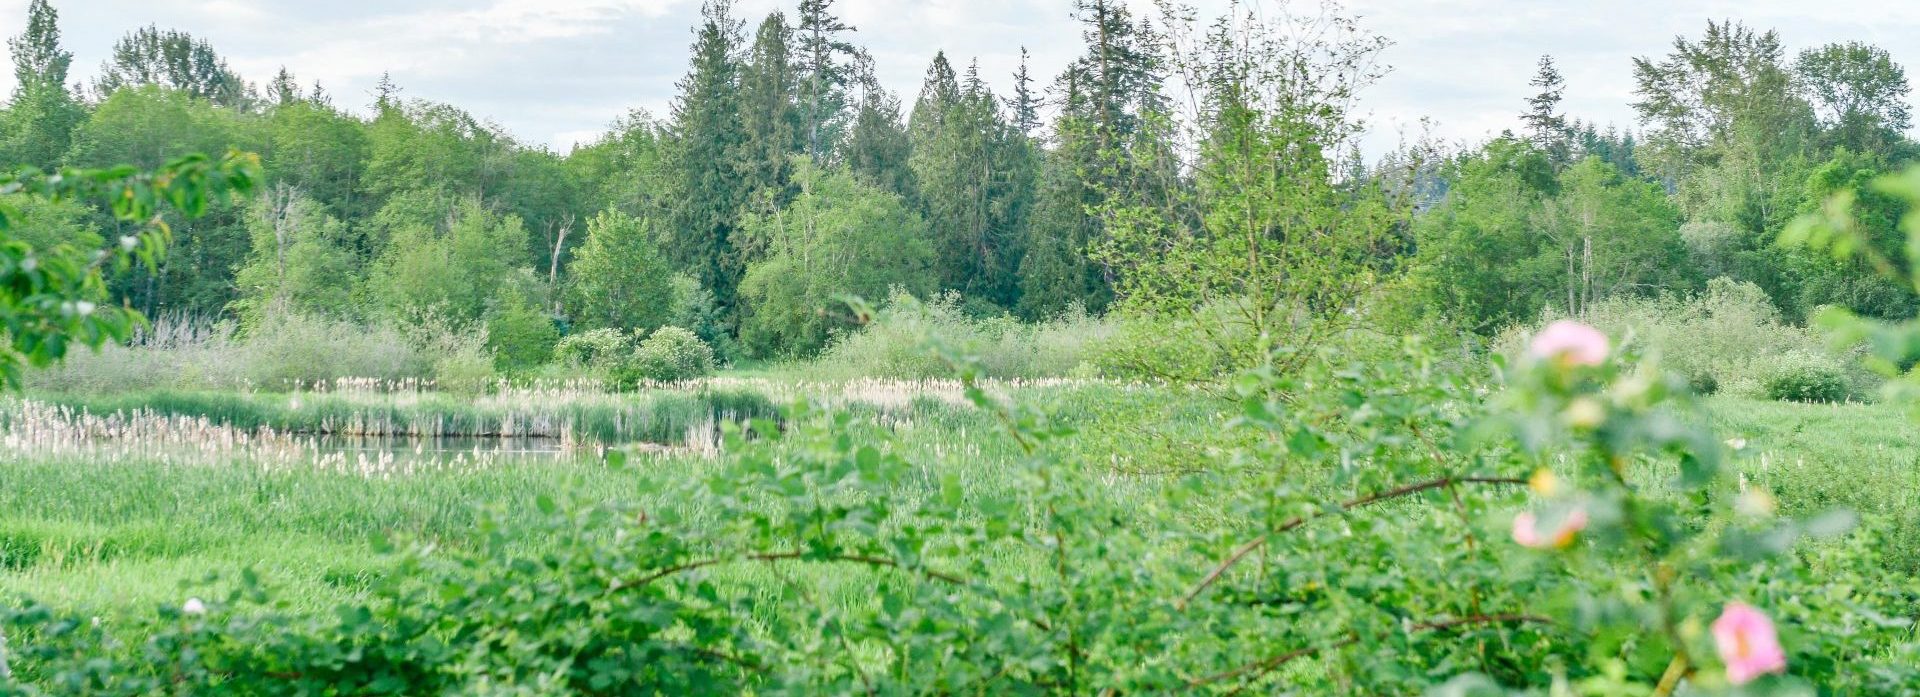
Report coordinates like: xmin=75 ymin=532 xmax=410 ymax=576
xmin=0 ymin=381 xmax=1210 ymax=617
xmin=17 ymin=384 xmax=779 ymax=447
xmin=1 ymin=380 xmax=1914 ymax=680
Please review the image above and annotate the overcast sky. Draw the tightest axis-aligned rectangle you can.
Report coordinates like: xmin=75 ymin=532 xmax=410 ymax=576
xmin=2 ymin=0 xmax=1916 ymax=157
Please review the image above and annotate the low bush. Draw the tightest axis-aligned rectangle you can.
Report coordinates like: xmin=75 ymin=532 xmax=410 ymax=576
xmin=25 ymin=313 xmax=439 ymax=393
xmin=807 ymin=290 xmax=1116 ymax=380
xmin=1763 ymin=351 xmax=1850 ymax=402
xmin=619 ymin=327 xmax=716 ymax=385
xmin=1498 ymin=278 xmax=1868 ymax=399
xmin=552 ymin=328 xmax=631 ymax=374
xmin=243 ymin=313 xmax=427 ymax=388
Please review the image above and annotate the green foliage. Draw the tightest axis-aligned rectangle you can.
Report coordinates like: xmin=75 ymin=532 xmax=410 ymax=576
xmin=808 ymin=290 xmax=1113 ymax=380
xmin=667 ymin=272 xmax=737 ymax=364
xmin=1096 ymin=7 xmax=1399 ymax=382
xmin=94 ymin=26 xmax=248 ymax=107
xmin=842 ymin=61 xmax=917 ymax=201
xmin=909 ymin=55 xmax=1032 ymax=308
xmin=738 ymin=12 xmax=800 ymax=206
xmin=485 ymin=272 xmax=560 ymax=373
xmin=1795 ymin=42 xmax=1911 ymax=155
xmin=369 ymin=197 xmax=530 ymax=323
xmin=229 ymin=186 xmax=358 ymax=326
xmin=737 ymin=160 xmax=934 ymax=356
xmin=565 ymin=209 xmax=674 ymax=335
xmin=553 ymin=328 xmax=631 ymax=374
xmin=409 ymin=313 xmax=497 ymax=395
xmin=263 ymin=99 xmax=372 ymax=218
xmin=239 ymin=313 xmax=426 ymax=390
xmin=1787 ymin=165 xmax=1920 ymax=410
xmin=0 ymin=151 xmax=258 ymax=387
xmin=1761 ymin=351 xmax=1849 ymax=402
xmin=1777 ymin=149 xmax=1917 ymax=319
xmin=660 ymin=1 xmax=751 ymax=309
xmin=5 ymin=329 xmax=1911 ymax=693
xmin=1413 ymin=141 xmax=1696 ymax=332
xmin=566 ymin=111 xmax=668 ymax=220
xmin=0 ymin=1 xmax=83 ymax=172
xmin=65 ymin=85 xmax=261 ymax=316
xmin=1498 ymin=278 xmax=1861 ymax=399
xmin=618 ymin=326 xmax=716 ymax=385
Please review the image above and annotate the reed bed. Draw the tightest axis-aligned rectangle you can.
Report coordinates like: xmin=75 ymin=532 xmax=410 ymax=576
xmin=0 ymin=400 xmax=609 ymax=477
xmin=12 ymin=377 xmax=1136 ymax=446
xmin=16 ymin=385 xmax=778 ymax=446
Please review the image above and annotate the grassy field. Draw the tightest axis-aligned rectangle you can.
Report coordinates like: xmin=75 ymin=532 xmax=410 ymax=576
xmin=1 ymin=376 xmax=1915 ymax=692
xmin=0 ymin=379 xmax=1229 ymax=616
xmin=2 ymin=381 xmax=1913 ymax=615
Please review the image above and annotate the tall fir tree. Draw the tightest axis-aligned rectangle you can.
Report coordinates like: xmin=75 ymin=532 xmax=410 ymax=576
xmin=1007 ymin=47 xmax=1041 ymax=137
xmin=909 ymin=52 xmax=959 ymax=142
xmin=795 ymin=0 xmax=859 ymax=163
xmin=843 ymin=55 xmax=916 ymax=201
xmin=1522 ymin=55 xmax=1571 ymax=164
xmin=267 ymin=66 xmax=301 ymax=106
xmin=1 ymin=0 xmax=84 ymax=171
xmin=738 ymin=12 xmax=801 ymax=212
xmin=1017 ymin=0 xmax=1168 ymax=317
xmin=662 ymin=0 xmax=751 ymax=314
xmin=1018 ymin=67 xmax=1111 ymax=317
xmin=910 ymin=59 xmax=1031 ymax=307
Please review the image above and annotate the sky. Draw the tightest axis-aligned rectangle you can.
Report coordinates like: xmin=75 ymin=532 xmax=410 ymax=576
xmin=2 ymin=0 xmax=1917 ymax=157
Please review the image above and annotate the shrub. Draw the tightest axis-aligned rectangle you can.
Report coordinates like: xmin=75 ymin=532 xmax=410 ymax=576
xmin=1763 ymin=351 xmax=1849 ymax=403
xmin=484 ymin=280 xmax=560 ymax=373
xmin=668 ymin=273 xmax=739 ymax=365
xmin=553 ymin=328 xmax=630 ymax=373
xmin=1498 ymin=278 xmax=1869 ymax=399
xmin=6 ymin=332 xmax=1910 ymax=693
xmin=405 ymin=312 xmax=497 ymax=394
xmin=26 ymin=313 xmax=429 ymax=393
xmin=618 ymin=326 xmax=714 ymax=385
xmin=243 ymin=313 xmax=425 ymax=388
xmin=1091 ymin=303 xmax=1248 ymax=382
xmin=1687 ymin=369 xmax=1720 ymax=396
xmin=808 ymin=290 xmax=1116 ymax=380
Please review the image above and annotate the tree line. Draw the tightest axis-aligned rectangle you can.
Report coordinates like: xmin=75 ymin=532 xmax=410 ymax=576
xmin=1412 ymin=28 xmax=1918 ymax=336
xmin=1 ymin=0 xmax=1913 ymax=371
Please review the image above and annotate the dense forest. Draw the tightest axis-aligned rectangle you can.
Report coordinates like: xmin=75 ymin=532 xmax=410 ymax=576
xmin=4 ymin=0 xmax=1910 ymax=376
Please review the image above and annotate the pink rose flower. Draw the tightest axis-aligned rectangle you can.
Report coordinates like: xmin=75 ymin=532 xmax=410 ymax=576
xmin=1529 ymin=321 xmax=1610 ymax=367
xmin=1511 ymin=508 xmax=1588 ymax=549
xmin=1713 ymin=602 xmax=1787 ymax=685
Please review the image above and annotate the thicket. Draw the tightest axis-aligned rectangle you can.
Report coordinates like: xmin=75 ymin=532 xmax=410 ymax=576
xmin=1496 ymin=279 xmax=1872 ymax=401
xmin=24 ymin=313 xmax=495 ymax=394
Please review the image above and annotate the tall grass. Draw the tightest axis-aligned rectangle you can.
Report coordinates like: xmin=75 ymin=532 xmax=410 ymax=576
xmin=14 ymin=384 xmax=779 ymax=446
xmin=26 ymin=313 xmax=490 ymax=394
xmin=0 ymin=380 xmax=1207 ymax=616
xmin=801 ymin=291 xmax=1118 ymax=381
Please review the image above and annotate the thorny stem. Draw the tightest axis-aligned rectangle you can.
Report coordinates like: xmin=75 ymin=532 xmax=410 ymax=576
xmin=1410 ymin=422 xmax=1489 ymax=621
xmin=1651 ymin=654 xmax=1690 ymax=697
xmin=1178 ymin=476 xmax=1527 ymax=608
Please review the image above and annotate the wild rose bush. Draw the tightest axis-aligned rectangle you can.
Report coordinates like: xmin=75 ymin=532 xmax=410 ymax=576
xmin=2 ymin=323 xmax=1913 ymax=694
